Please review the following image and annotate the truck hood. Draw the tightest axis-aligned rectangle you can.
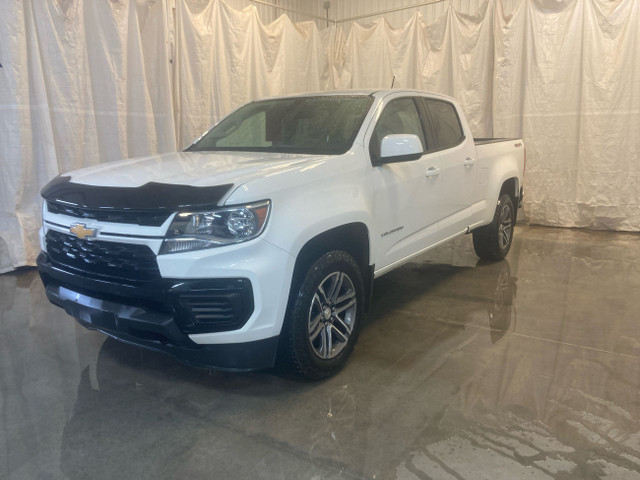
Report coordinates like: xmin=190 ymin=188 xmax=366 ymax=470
xmin=65 ymin=151 xmax=327 ymax=188
xmin=41 ymin=151 xmax=333 ymax=210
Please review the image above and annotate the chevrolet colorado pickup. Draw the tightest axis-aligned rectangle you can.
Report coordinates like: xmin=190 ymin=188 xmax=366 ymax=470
xmin=37 ymin=90 xmax=525 ymax=379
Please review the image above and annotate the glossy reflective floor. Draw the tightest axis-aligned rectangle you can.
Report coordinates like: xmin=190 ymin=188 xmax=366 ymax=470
xmin=2 ymin=225 xmax=640 ymax=479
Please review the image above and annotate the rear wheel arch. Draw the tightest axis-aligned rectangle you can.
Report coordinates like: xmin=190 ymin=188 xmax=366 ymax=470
xmin=498 ymin=177 xmax=520 ymax=225
xmin=500 ymin=177 xmax=519 ymax=204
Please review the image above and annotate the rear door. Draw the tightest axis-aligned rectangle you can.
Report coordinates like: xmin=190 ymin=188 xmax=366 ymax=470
xmin=420 ymin=98 xmax=478 ymax=239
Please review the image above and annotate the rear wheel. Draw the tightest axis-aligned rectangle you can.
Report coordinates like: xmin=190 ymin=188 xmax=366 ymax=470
xmin=281 ymin=250 xmax=363 ymax=380
xmin=473 ymin=194 xmax=515 ymax=261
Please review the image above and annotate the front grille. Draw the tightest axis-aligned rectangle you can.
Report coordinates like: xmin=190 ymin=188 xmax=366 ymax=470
xmin=172 ymin=279 xmax=254 ymax=333
xmin=45 ymin=230 xmax=160 ymax=283
xmin=47 ymin=201 xmax=171 ymax=227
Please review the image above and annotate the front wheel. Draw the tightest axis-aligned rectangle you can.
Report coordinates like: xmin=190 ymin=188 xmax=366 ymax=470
xmin=281 ymin=250 xmax=363 ymax=380
xmin=472 ymin=193 xmax=515 ymax=261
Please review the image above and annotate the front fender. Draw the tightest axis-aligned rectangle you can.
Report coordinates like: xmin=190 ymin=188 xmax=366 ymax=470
xmin=225 ymin=153 xmax=376 ymax=264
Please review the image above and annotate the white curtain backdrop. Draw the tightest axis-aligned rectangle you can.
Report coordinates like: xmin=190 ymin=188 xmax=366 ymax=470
xmin=0 ymin=0 xmax=638 ymax=273
xmin=173 ymin=0 xmax=332 ymax=147
xmin=0 ymin=0 xmax=175 ymax=273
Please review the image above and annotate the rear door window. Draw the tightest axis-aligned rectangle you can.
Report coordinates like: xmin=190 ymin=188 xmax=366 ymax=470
xmin=423 ymin=99 xmax=465 ymax=150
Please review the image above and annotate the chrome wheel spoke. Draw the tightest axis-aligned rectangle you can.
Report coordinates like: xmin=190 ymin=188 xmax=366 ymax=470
xmin=330 ymin=324 xmax=348 ymax=343
xmin=335 ymin=286 xmax=355 ymax=306
xmin=332 ymin=314 xmax=352 ymax=335
xmin=311 ymin=292 xmax=323 ymax=311
xmin=309 ymin=313 xmax=324 ymax=342
xmin=324 ymin=324 xmax=333 ymax=359
xmin=319 ymin=326 xmax=328 ymax=358
xmin=335 ymin=296 xmax=356 ymax=316
xmin=317 ymin=284 xmax=329 ymax=304
xmin=329 ymin=325 xmax=348 ymax=356
xmin=327 ymin=273 xmax=343 ymax=304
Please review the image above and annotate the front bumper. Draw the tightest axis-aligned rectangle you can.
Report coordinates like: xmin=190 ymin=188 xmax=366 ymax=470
xmin=37 ymin=253 xmax=279 ymax=371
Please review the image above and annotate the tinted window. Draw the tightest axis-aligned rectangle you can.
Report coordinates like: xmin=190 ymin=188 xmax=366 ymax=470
xmin=187 ymin=96 xmax=373 ymax=155
xmin=370 ymin=98 xmax=427 ymax=159
xmin=425 ymin=99 xmax=464 ymax=150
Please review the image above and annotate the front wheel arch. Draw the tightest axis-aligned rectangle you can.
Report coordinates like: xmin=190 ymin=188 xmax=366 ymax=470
xmin=286 ymin=223 xmax=373 ymax=318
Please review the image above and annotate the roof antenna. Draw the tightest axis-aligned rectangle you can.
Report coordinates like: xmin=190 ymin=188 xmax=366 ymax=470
xmin=390 ymin=75 xmax=396 ymax=88
xmin=323 ymin=1 xmax=330 ymax=28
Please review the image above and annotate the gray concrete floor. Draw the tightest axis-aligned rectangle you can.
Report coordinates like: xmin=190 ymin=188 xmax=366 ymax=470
xmin=2 ymin=225 xmax=640 ymax=479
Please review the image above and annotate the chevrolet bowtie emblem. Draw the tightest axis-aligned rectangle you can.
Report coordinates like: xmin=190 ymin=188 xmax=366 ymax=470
xmin=70 ymin=223 xmax=97 ymax=240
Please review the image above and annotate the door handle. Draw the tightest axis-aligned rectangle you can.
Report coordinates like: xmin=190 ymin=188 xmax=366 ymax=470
xmin=464 ymin=157 xmax=476 ymax=166
xmin=425 ymin=167 xmax=440 ymax=178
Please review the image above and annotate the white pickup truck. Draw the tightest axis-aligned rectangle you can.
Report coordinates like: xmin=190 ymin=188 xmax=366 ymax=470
xmin=37 ymin=90 xmax=525 ymax=379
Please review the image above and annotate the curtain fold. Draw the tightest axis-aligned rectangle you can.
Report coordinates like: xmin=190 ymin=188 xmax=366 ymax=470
xmin=174 ymin=1 xmax=331 ymax=148
xmin=0 ymin=0 xmax=638 ymax=273
xmin=0 ymin=0 xmax=175 ymax=273
xmin=492 ymin=0 xmax=640 ymax=230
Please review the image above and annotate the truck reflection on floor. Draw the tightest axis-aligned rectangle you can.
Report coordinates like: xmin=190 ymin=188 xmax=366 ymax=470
xmin=484 ymin=260 xmax=517 ymax=343
xmin=58 ymin=259 xmax=518 ymax=479
xmin=369 ymin=258 xmax=518 ymax=344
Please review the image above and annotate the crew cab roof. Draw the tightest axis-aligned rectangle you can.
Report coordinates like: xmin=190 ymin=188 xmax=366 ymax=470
xmin=254 ymin=89 xmax=457 ymax=103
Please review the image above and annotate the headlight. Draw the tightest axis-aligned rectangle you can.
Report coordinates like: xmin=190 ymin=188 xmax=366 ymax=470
xmin=160 ymin=200 xmax=270 ymax=254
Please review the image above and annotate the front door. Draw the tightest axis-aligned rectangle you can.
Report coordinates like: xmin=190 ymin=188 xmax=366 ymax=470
xmin=369 ymin=97 xmax=442 ymax=273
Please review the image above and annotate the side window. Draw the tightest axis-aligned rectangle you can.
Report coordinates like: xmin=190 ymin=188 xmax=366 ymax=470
xmin=424 ymin=99 xmax=465 ymax=150
xmin=370 ymin=98 xmax=427 ymax=159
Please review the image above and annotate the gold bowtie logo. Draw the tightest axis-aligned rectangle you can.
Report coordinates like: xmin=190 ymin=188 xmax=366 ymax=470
xmin=70 ymin=223 xmax=97 ymax=240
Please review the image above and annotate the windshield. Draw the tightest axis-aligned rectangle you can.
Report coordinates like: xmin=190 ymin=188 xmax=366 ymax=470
xmin=186 ymin=95 xmax=373 ymax=155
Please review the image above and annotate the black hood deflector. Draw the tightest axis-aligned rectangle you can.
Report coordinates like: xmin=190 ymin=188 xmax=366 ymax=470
xmin=41 ymin=176 xmax=234 ymax=211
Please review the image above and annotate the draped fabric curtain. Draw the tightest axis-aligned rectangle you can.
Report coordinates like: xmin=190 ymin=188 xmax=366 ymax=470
xmin=1 ymin=0 xmax=638 ymax=273
xmin=0 ymin=0 xmax=175 ymax=273
xmin=173 ymin=0 xmax=333 ymax=148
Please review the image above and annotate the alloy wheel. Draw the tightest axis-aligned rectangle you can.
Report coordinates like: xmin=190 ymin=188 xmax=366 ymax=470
xmin=307 ymin=272 xmax=357 ymax=360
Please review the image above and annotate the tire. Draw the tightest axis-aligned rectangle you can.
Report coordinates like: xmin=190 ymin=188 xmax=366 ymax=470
xmin=281 ymin=250 xmax=364 ymax=380
xmin=472 ymin=193 xmax=515 ymax=261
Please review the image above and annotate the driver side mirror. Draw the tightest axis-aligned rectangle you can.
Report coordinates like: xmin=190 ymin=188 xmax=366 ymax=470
xmin=374 ymin=134 xmax=424 ymax=165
